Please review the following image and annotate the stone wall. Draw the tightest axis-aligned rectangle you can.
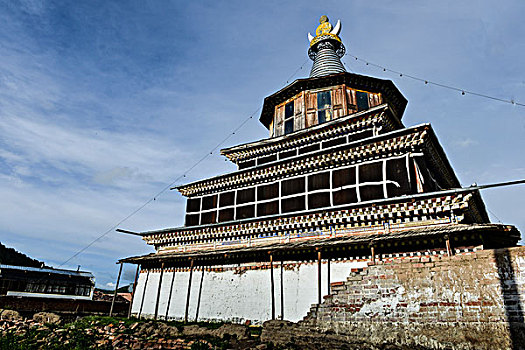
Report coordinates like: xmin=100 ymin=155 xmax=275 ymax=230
xmin=262 ymin=247 xmax=525 ymax=350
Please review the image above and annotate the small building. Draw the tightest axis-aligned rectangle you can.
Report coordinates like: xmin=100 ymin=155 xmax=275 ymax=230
xmin=119 ymin=16 xmax=520 ymax=324
xmin=0 ymin=264 xmax=95 ymax=300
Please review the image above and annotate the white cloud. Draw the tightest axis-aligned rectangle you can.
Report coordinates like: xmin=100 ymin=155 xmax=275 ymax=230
xmin=455 ymin=138 xmax=478 ymax=148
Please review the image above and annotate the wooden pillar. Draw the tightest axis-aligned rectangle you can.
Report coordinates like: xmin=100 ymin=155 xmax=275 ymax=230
xmin=164 ymin=269 xmax=176 ymax=320
xmin=270 ymin=253 xmax=275 ymax=320
xmin=154 ymin=262 xmax=165 ymax=320
xmin=184 ymin=259 xmax=194 ymax=323
xmin=280 ymin=260 xmax=284 ymax=320
xmin=445 ymin=235 xmax=453 ymax=256
xmin=327 ymin=257 xmax=331 ymax=295
xmin=195 ymin=268 xmax=205 ymax=322
xmin=138 ymin=269 xmax=150 ymax=319
xmin=317 ymin=250 xmax=322 ymax=305
xmin=371 ymin=245 xmax=376 ymax=263
xmin=128 ymin=264 xmax=140 ymax=318
xmin=109 ymin=263 xmax=123 ymax=317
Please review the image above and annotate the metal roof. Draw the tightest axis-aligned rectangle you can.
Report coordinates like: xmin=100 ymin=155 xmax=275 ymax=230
xmin=0 ymin=264 xmax=94 ymax=278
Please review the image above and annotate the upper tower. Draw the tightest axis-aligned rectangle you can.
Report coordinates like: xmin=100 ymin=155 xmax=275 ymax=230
xmin=308 ymin=15 xmax=346 ymax=78
xmin=257 ymin=16 xmax=407 ymax=138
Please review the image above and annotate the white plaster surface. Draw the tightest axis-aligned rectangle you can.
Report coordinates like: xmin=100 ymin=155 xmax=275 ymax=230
xmin=131 ymin=260 xmax=367 ymax=323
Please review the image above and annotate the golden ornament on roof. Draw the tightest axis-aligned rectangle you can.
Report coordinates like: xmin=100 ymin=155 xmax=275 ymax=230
xmin=316 ymin=15 xmax=333 ymax=36
xmin=308 ymin=15 xmax=342 ymax=47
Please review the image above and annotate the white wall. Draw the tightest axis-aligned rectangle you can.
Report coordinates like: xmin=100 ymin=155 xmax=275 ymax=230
xmin=131 ymin=259 xmax=367 ymax=324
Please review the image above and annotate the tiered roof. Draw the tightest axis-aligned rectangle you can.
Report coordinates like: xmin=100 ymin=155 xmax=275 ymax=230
xmin=119 ymin=17 xmax=519 ymax=267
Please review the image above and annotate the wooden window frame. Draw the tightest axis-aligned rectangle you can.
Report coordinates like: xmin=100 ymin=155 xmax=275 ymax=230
xmin=187 ymin=153 xmax=423 ymax=227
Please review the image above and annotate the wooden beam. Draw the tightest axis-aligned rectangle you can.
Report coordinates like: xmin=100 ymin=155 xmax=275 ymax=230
xmin=280 ymin=260 xmax=284 ymax=320
xmin=327 ymin=257 xmax=331 ymax=295
xmin=154 ymin=262 xmax=165 ymax=320
xmin=270 ymin=253 xmax=275 ymax=320
xmin=109 ymin=263 xmax=123 ymax=317
xmin=164 ymin=269 xmax=176 ymax=320
xmin=445 ymin=235 xmax=453 ymax=256
xmin=138 ymin=270 xmax=150 ymax=319
xmin=184 ymin=259 xmax=194 ymax=323
xmin=317 ymin=250 xmax=322 ymax=305
xmin=195 ymin=268 xmax=205 ymax=322
xmin=128 ymin=264 xmax=140 ymax=318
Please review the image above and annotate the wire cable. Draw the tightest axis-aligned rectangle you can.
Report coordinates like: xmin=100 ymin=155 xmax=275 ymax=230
xmin=346 ymin=53 xmax=525 ymax=107
xmin=57 ymin=59 xmax=310 ymax=269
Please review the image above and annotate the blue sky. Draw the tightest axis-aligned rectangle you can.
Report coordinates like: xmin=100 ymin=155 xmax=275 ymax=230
xmin=0 ymin=1 xmax=524 ymax=287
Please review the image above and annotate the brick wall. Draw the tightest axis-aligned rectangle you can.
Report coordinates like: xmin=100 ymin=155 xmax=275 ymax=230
xmin=262 ymin=247 xmax=525 ymax=350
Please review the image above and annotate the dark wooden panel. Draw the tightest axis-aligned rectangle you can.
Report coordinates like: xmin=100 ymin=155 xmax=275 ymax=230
xmin=186 ymin=198 xmax=201 ymax=213
xmin=200 ymin=211 xmax=217 ymax=225
xmin=308 ymin=193 xmax=331 ymax=209
xmin=281 ymin=177 xmax=305 ymax=196
xmin=201 ymin=195 xmax=217 ymax=210
xmin=218 ymin=208 xmax=234 ymax=222
xmin=219 ymin=192 xmax=235 ymax=207
xmin=185 ymin=214 xmax=199 ymax=226
xmin=359 ymin=162 xmax=383 ymax=183
xmin=237 ymin=188 xmax=255 ymax=205
xmin=236 ymin=205 xmax=255 ymax=219
xmin=333 ymin=188 xmax=358 ymax=205
xmin=281 ymin=196 xmax=305 ymax=213
xmin=257 ymin=201 xmax=279 ymax=216
xmin=308 ymin=172 xmax=330 ymax=191
xmin=332 ymin=167 xmax=356 ymax=188
xmin=258 ymin=183 xmax=279 ymax=201
xmin=360 ymin=185 xmax=384 ymax=201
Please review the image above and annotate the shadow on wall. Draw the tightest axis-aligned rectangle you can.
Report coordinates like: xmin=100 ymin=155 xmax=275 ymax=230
xmin=495 ymin=248 xmax=525 ymax=350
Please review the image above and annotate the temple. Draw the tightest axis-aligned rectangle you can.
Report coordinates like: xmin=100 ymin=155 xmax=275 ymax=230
xmin=119 ymin=16 xmax=520 ymax=323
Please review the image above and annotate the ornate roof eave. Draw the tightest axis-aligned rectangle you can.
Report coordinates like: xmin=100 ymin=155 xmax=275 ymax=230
xmin=119 ymin=223 xmax=520 ymax=266
xmin=176 ymin=123 xmax=458 ymax=197
xmin=221 ymin=104 xmax=401 ymax=161
xmin=258 ymin=72 xmax=408 ymax=129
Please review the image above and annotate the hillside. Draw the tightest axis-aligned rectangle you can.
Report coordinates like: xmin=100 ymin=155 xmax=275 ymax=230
xmin=0 ymin=242 xmax=45 ymax=268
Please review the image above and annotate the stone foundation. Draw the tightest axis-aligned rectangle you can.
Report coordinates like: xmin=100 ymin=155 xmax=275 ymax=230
xmin=262 ymin=247 xmax=525 ymax=350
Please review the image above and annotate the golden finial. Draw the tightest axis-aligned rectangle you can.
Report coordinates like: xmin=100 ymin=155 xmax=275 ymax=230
xmin=308 ymin=16 xmax=342 ymax=47
xmin=316 ymin=16 xmax=332 ymax=36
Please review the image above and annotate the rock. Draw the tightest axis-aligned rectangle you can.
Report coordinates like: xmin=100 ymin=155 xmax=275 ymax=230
xmin=182 ymin=324 xmax=211 ymax=337
xmin=260 ymin=320 xmax=296 ymax=345
xmin=0 ymin=309 xmax=21 ymax=321
xmin=212 ymin=323 xmax=251 ymax=340
xmin=33 ymin=312 xmax=61 ymax=325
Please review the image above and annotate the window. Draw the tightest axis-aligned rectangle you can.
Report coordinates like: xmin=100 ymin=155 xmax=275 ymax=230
xmin=219 ymin=208 xmax=234 ymax=222
xmin=308 ymin=172 xmax=330 ymax=191
xmin=186 ymin=198 xmax=200 ymax=213
xmin=201 ymin=211 xmax=217 ymax=224
xmin=201 ymin=195 xmax=217 ymax=210
xmin=308 ymin=193 xmax=330 ymax=209
xmin=281 ymin=196 xmax=305 ymax=213
xmin=236 ymin=205 xmax=255 ymax=219
xmin=219 ymin=192 xmax=235 ymax=207
xmin=185 ymin=214 xmax=199 ymax=226
xmin=258 ymin=183 xmax=279 ymax=201
xmin=284 ymin=101 xmax=294 ymax=134
xmin=281 ymin=177 xmax=305 ymax=196
xmin=317 ymin=91 xmax=332 ymax=123
xmin=356 ymin=91 xmax=369 ymax=111
xmin=237 ymin=188 xmax=255 ymax=204
xmin=257 ymin=201 xmax=279 ymax=216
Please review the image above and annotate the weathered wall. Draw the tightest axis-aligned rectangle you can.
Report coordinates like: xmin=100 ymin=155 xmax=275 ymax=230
xmin=262 ymin=247 xmax=525 ymax=350
xmin=131 ymin=259 xmax=367 ymax=323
